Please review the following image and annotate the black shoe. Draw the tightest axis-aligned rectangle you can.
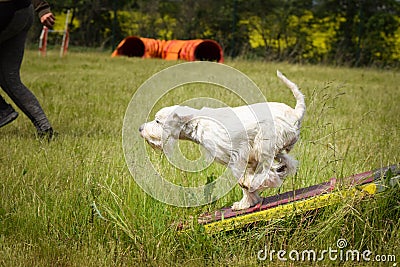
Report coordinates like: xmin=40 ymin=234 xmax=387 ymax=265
xmin=37 ymin=127 xmax=57 ymax=141
xmin=0 ymin=106 xmax=18 ymax=128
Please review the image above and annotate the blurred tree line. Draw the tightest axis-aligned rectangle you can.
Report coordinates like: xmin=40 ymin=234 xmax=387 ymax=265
xmin=29 ymin=0 xmax=400 ymax=67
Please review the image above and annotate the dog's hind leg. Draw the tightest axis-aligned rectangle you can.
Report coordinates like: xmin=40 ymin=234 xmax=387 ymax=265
xmin=274 ymin=153 xmax=298 ymax=178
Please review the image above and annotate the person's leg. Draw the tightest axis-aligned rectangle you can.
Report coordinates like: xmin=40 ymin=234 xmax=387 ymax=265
xmin=0 ymin=5 xmax=52 ymax=135
xmin=0 ymin=95 xmax=19 ymax=128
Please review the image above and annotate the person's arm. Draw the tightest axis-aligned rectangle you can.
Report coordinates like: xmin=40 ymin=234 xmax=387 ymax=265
xmin=32 ymin=0 xmax=55 ymax=28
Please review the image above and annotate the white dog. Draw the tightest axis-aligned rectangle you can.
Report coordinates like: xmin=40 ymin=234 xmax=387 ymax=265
xmin=139 ymin=71 xmax=305 ymax=210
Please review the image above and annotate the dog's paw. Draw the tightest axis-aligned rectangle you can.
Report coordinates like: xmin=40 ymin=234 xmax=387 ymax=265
xmin=232 ymin=201 xmax=251 ymax=211
xmin=231 ymin=194 xmax=262 ymax=211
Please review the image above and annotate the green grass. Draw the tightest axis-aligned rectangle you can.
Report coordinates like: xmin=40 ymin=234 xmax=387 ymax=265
xmin=0 ymin=50 xmax=399 ymax=266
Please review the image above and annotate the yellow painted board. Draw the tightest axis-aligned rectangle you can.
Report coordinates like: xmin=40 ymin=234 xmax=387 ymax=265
xmin=203 ymin=183 xmax=377 ymax=234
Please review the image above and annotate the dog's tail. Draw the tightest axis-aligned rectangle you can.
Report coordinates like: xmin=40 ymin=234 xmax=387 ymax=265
xmin=277 ymin=70 xmax=306 ymax=122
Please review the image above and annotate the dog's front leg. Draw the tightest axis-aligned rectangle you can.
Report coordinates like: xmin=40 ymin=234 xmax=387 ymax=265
xmin=232 ymin=188 xmax=262 ymax=210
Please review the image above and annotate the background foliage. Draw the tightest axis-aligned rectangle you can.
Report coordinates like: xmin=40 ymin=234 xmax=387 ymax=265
xmin=28 ymin=0 xmax=400 ymax=67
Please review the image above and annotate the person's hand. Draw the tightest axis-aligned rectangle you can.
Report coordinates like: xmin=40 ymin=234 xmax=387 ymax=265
xmin=40 ymin=13 xmax=55 ymax=28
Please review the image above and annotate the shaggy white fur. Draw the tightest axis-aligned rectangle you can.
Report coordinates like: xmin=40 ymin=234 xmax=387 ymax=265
xmin=139 ymin=71 xmax=306 ymax=210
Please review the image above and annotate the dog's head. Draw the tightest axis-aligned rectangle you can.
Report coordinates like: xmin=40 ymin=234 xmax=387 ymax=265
xmin=139 ymin=105 xmax=195 ymax=150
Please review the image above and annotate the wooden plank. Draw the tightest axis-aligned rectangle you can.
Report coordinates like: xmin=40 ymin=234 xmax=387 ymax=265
xmin=193 ymin=164 xmax=399 ymax=234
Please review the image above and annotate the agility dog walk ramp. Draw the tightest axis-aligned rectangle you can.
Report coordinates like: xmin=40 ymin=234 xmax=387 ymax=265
xmin=180 ymin=165 xmax=399 ymax=234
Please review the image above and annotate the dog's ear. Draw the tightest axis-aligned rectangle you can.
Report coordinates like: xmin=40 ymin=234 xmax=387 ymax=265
xmin=173 ymin=113 xmax=193 ymax=123
xmin=173 ymin=106 xmax=194 ymax=123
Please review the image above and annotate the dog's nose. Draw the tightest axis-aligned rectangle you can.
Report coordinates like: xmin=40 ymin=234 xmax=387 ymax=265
xmin=139 ymin=125 xmax=144 ymax=132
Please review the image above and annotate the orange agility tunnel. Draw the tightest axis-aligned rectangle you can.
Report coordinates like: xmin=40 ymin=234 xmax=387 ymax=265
xmin=112 ymin=36 xmax=224 ymax=63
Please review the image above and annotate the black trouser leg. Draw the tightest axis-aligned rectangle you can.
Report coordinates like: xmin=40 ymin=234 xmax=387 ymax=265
xmin=0 ymin=5 xmax=52 ymax=132
xmin=0 ymin=94 xmax=11 ymax=110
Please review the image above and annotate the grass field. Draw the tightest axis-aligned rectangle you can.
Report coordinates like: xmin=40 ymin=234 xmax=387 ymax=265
xmin=0 ymin=50 xmax=399 ymax=266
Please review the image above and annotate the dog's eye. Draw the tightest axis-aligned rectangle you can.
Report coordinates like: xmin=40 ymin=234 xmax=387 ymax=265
xmin=155 ymin=119 xmax=161 ymax=124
